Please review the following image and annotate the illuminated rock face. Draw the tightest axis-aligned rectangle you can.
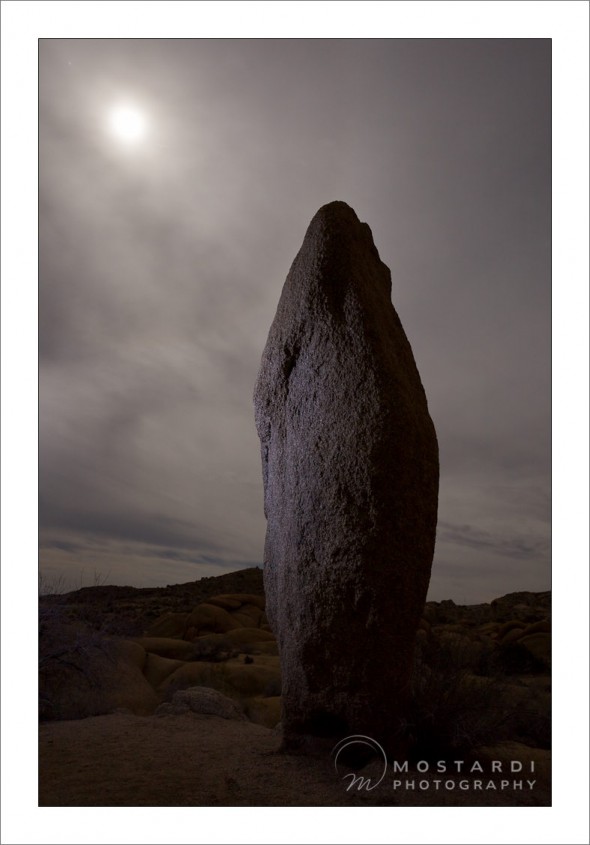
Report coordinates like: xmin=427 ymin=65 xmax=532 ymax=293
xmin=254 ymin=201 xmax=439 ymax=754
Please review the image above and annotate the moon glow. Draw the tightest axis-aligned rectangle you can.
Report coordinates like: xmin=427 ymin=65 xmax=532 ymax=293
xmin=108 ymin=103 xmax=147 ymax=145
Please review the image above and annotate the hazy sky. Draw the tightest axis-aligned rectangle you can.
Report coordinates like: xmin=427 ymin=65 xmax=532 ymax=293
xmin=39 ymin=38 xmax=551 ymax=602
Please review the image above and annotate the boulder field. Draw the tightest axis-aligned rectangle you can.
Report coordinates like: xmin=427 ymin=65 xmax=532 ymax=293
xmin=39 ymin=584 xmax=550 ymax=754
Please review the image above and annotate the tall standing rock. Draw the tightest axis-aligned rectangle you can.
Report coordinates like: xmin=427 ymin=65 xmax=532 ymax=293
xmin=253 ymin=201 xmax=439 ymax=754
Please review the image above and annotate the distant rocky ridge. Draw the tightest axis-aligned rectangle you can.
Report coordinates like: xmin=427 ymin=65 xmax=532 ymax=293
xmin=39 ymin=566 xmax=550 ymax=640
xmin=40 ymin=566 xmax=266 ymax=637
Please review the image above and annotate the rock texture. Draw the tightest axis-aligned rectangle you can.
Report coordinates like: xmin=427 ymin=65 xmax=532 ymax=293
xmin=155 ymin=687 xmax=247 ymax=720
xmin=253 ymin=201 xmax=439 ymax=753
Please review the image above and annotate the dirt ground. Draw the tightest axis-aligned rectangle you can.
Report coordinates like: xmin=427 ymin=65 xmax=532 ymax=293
xmin=39 ymin=712 xmax=550 ymax=807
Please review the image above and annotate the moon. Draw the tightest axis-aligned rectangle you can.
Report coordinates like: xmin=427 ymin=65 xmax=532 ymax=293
xmin=108 ymin=102 xmax=147 ymax=145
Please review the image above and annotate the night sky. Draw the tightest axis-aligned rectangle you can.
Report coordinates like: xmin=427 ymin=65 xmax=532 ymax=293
xmin=39 ymin=38 xmax=551 ymax=602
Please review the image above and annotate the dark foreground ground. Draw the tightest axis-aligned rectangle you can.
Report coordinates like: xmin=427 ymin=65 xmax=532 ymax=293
xmin=39 ymin=712 xmax=550 ymax=807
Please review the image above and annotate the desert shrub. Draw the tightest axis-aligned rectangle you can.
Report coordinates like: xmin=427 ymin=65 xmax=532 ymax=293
xmin=403 ymin=633 xmax=525 ymax=759
xmin=38 ymin=573 xmax=69 ymax=596
xmin=38 ymin=569 xmax=112 ymax=596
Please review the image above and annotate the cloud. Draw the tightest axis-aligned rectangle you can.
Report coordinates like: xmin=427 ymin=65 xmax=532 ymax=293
xmin=39 ymin=39 xmax=551 ymax=602
xmin=437 ymin=520 xmax=550 ymax=561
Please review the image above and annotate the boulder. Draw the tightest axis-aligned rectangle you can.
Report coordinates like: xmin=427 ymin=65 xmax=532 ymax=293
xmin=496 ymin=620 xmax=526 ymax=641
xmin=190 ymin=628 xmax=276 ymax=658
xmin=230 ymin=605 xmax=264 ymax=628
xmin=253 ymin=201 xmax=439 ymax=753
xmin=184 ymin=603 xmax=242 ymax=637
xmin=498 ymin=627 xmax=525 ymax=646
xmin=478 ymin=622 xmax=500 ymax=636
xmin=156 ymin=687 xmax=246 ymax=720
xmin=245 ymin=695 xmax=282 ymax=729
xmin=191 ymin=634 xmax=235 ymax=661
xmin=204 ymin=596 xmax=244 ymax=611
xmin=522 ymin=619 xmax=551 ymax=636
xmin=227 ymin=653 xmax=281 ymax=671
xmin=159 ymin=660 xmax=281 ymax=701
xmin=206 ymin=593 xmax=266 ymax=611
xmin=436 ymin=623 xmax=465 ymax=634
xmin=144 ymin=611 xmax=188 ymax=639
xmin=40 ymin=635 xmax=158 ymax=720
xmin=118 ymin=639 xmax=148 ymax=671
xmin=157 ymin=661 xmax=215 ymax=693
xmin=142 ymin=653 xmax=186 ymax=689
xmin=224 ymin=627 xmax=276 ymax=646
xmin=132 ymin=637 xmax=195 ymax=661
xmin=236 ymin=639 xmax=279 ymax=656
xmin=519 ymin=633 xmax=551 ymax=670
xmin=219 ymin=663 xmax=281 ymax=698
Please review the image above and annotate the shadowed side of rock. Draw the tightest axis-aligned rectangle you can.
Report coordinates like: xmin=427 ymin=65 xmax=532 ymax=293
xmin=253 ymin=201 xmax=439 ymax=755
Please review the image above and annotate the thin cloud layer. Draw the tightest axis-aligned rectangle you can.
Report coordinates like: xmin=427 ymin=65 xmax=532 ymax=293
xmin=39 ymin=39 xmax=551 ymax=602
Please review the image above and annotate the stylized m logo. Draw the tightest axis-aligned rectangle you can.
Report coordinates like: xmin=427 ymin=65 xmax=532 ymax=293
xmin=342 ymin=772 xmax=379 ymax=792
xmin=331 ymin=735 xmax=388 ymax=792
